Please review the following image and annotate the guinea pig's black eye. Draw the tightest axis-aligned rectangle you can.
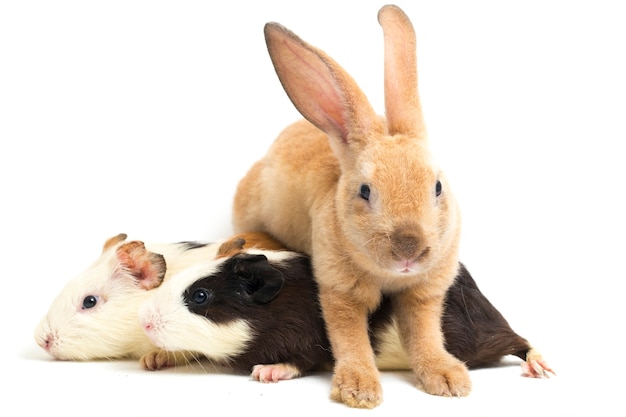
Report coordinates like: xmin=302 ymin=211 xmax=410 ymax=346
xmin=435 ymin=180 xmax=442 ymax=197
xmin=82 ymin=295 xmax=99 ymax=310
xmin=191 ymin=289 xmax=212 ymax=306
xmin=359 ymin=184 xmax=371 ymax=201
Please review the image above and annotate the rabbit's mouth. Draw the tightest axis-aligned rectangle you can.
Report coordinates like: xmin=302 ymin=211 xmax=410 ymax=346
xmin=390 ymin=247 xmax=430 ymax=274
xmin=393 ymin=259 xmax=420 ymax=274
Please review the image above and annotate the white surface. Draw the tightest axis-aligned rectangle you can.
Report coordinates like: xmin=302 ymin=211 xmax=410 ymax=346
xmin=1 ymin=1 xmax=625 ymax=416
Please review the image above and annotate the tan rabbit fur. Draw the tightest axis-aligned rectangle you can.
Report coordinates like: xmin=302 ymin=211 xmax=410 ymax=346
xmin=232 ymin=4 xmax=471 ymax=408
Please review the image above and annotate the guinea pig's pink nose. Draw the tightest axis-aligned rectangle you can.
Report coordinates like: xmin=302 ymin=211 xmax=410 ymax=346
xmin=42 ymin=336 xmax=53 ymax=350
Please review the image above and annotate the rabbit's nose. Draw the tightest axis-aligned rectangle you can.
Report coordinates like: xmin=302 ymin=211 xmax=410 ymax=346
xmin=391 ymin=230 xmax=422 ymax=261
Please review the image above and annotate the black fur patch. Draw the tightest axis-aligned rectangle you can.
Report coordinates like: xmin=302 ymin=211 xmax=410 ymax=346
xmin=184 ymin=253 xmax=333 ymax=374
xmin=177 ymin=241 xmax=212 ymax=251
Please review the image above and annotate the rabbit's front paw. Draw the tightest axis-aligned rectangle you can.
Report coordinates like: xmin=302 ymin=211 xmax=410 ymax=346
xmin=330 ymin=363 xmax=382 ymax=409
xmin=417 ymin=355 xmax=472 ymax=397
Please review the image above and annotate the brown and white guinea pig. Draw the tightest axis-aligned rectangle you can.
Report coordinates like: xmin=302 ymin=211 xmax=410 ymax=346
xmin=138 ymin=234 xmax=554 ymax=381
xmin=34 ymin=232 xmax=286 ymax=361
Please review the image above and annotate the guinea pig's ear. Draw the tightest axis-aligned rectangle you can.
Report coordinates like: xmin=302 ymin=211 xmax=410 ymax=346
xmin=216 ymin=237 xmax=247 ymax=258
xmin=115 ymin=241 xmax=167 ymax=290
xmin=102 ymin=233 xmax=128 ymax=252
xmin=233 ymin=254 xmax=285 ymax=304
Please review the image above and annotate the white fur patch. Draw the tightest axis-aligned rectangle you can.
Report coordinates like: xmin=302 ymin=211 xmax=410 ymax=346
xmin=34 ymin=238 xmax=223 ymax=360
xmin=33 ymin=246 xmax=154 ymax=360
xmin=373 ymin=318 xmax=409 ymax=370
xmin=140 ymin=295 xmax=252 ymax=361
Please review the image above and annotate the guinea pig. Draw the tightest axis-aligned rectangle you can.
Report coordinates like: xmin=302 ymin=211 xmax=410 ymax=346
xmin=34 ymin=232 xmax=286 ymax=361
xmin=139 ymin=240 xmax=334 ymax=377
xmin=138 ymin=235 xmax=553 ymax=381
xmin=375 ymin=264 xmax=554 ymax=379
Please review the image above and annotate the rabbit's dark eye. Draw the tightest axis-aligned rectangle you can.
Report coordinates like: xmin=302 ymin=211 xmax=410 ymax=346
xmin=359 ymin=184 xmax=371 ymax=201
xmin=435 ymin=180 xmax=442 ymax=197
xmin=191 ymin=289 xmax=213 ymax=306
xmin=82 ymin=295 xmax=99 ymax=310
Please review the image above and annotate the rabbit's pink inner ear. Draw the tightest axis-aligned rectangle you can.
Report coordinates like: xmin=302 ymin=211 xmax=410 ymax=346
xmin=115 ymin=241 xmax=166 ymax=290
xmin=265 ymin=23 xmax=346 ymax=140
xmin=264 ymin=23 xmax=379 ymax=145
xmin=378 ymin=5 xmax=425 ymax=138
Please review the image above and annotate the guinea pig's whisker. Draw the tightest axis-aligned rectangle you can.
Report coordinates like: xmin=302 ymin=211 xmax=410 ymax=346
xmin=190 ymin=354 xmax=209 ymax=372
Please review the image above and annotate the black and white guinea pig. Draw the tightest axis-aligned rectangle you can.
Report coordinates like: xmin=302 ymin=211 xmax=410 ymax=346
xmin=34 ymin=232 xmax=286 ymax=361
xmin=139 ymin=234 xmax=554 ymax=381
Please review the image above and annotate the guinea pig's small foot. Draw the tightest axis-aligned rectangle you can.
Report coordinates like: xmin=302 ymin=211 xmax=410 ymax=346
xmin=521 ymin=350 xmax=556 ymax=378
xmin=140 ymin=350 xmax=176 ymax=371
xmin=521 ymin=359 xmax=555 ymax=378
xmin=251 ymin=363 xmax=302 ymax=383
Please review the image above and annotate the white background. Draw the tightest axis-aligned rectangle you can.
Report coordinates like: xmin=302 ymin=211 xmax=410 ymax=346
xmin=1 ymin=1 xmax=625 ymax=416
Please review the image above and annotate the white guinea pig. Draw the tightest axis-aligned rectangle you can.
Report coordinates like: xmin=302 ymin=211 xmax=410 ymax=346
xmin=34 ymin=232 xmax=284 ymax=361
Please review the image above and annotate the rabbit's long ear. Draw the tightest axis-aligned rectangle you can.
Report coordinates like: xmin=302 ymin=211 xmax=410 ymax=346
xmin=378 ymin=5 xmax=425 ymax=139
xmin=264 ymin=22 xmax=383 ymax=148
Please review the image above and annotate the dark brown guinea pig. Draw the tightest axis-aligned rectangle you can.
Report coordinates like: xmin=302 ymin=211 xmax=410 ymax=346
xmin=443 ymin=264 xmax=545 ymax=371
xmin=373 ymin=263 xmax=553 ymax=377
xmin=139 ymin=234 xmax=553 ymax=381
